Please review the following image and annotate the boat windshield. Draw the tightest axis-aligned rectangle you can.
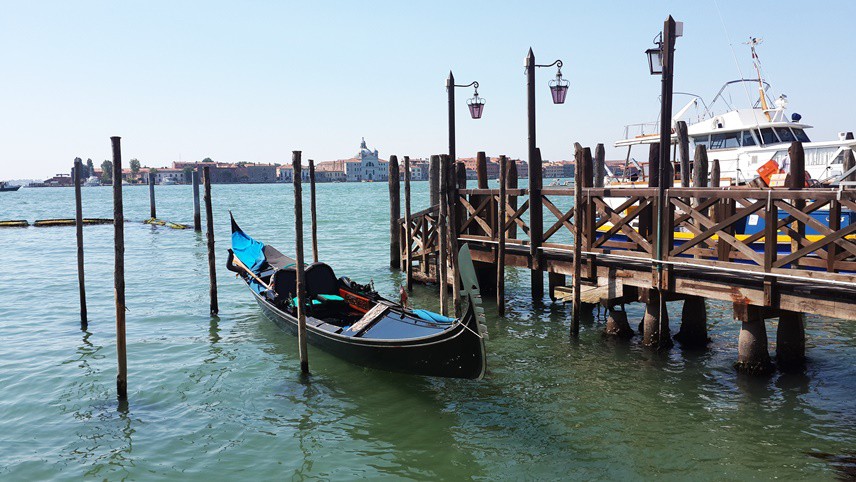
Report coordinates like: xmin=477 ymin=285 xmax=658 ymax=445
xmin=776 ymin=127 xmax=796 ymax=142
xmin=710 ymin=132 xmax=741 ymax=150
xmin=757 ymin=128 xmax=779 ymax=145
xmin=741 ymin=131 xmax=756 ymax=146
xmin=792 ymin=128 xmax=811 ymax=142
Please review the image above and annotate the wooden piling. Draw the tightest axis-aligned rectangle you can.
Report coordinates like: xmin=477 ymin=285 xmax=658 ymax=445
xmin=429 ymin=154 xmax=440 ymax=207
xmin=404 ymin=156 xmax=413 ymax=291
xmin=73 ymin=159 xmax=87 ymax=328
xmin=202 ymin=166 xmax=218 ymax=315
xmin=388 ymin=155 xmax=400 ymax=269
xmin=711 ymin=159 xmax=721 ymax=188
xmin=148 ymin=173 xmax=156 ymax=219
xmin=676 ymin=121 xmax=690 ymax=188
xmin=474 ymin=152 xmax=487 ymax=188
xmin=639 ymin=143 xmax=660 ymax=240
xmin=448 ymin=161 xmax=462 ymax=316
xmin=594 ymin=143 xmax=606 ymax=188
xmin=438 ymin=155 xmax=449 ymax=316
xmin=692 ymin=145 xmax=709 ymax=188
xmin=571 ymin=143 xmax=584 ymax=336
xmin=497 ymin=155 xmax=507 ymax=316
xmin=455 ymin=160 xmax=467 ymax=242
xmin=530 ymin=148 xmax=544 ymax=302
xmin=506 ymin=158 xmax=518 ymax=239
xmin=192 ymin=170 xmax=201 ymax=232
xmin=788 ymin=142 xmax=806 ymax=269
xmin=111 ymin=136 xmax=127 ymax=401
xmin=292 ymin=152 xmax=309 ymax=374
xmin=844 ymin=149 xmax=856 ymax=187
xmin=309 ymin=159 xmax=318 ymax=263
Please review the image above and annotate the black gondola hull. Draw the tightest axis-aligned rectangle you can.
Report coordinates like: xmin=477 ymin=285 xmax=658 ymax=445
xmin=248 ymin=285 xmax=486 ymax=379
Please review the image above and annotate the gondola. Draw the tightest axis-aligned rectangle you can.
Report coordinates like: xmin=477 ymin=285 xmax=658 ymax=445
xmin=226 ymin=215 xmax=488 ymax=379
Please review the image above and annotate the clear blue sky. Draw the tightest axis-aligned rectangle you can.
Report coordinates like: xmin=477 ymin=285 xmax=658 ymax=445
xmin=2 ymin=0 xmax=854 ymax=179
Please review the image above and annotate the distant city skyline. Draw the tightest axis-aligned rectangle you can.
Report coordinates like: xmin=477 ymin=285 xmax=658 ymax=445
xmin=2 ymin=1 xmax=853 ymax=179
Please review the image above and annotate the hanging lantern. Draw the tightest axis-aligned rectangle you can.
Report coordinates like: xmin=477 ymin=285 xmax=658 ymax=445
xmin=549 ymin=64 xmax=569 ymax=104
xmin=646 ymin=33 xmax=664 ymax=75
xmin=467 ymin=85 xmax=485 ymax=119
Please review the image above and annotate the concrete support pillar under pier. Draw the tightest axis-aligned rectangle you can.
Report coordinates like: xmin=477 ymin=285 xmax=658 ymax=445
xmin=674 ymin=296 xmax=710 ymax=348
xmin=734 ymin=303 xmax=774 ymax=376
xmin=776 ymin=310 xmax=806 ymax=371
xmin=605 ymin=309 xmax=634 ymax=339
xmin=641 ymin=290 xmax=672 ymax=349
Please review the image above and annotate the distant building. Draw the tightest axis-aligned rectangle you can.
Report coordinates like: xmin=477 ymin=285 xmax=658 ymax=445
xmin=314 ymin=138 xmax=389 ymax=182
xmin=543 ymin=161 xmax=574 ymax=178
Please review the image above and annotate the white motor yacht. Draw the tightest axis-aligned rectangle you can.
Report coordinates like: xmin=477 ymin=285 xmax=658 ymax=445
xmin=613 ymin=38 xmax=855 ymax=185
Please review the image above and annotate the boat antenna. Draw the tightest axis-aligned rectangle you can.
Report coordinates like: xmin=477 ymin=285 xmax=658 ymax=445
xmin=746 ymin=37 xmax=772 ymax=121
xmin=713 ymin=0 xmax=765 ymax=134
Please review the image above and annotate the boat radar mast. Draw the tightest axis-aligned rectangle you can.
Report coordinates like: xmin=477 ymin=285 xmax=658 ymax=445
xmin=746 ymin=37 xmax=772 ymax=121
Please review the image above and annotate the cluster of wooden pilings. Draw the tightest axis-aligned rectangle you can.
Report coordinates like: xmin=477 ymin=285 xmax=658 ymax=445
xmin=71 ymin=138 xmax=218 ymax=402
xmin=389 ymin=131 xmax=856 ymax=376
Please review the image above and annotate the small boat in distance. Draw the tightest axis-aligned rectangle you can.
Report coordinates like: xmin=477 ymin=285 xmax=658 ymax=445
xmin=0 ymin=182 xmax=21 ymax=192
xmin=83 ymin=176 xmax=101 ymax=187
xmin=160 ymin=177 xmax=178 ymax=185
xmin=226 ymin=215 xmax=488 ymax=379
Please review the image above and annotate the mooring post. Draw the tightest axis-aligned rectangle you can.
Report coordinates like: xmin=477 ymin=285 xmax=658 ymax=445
xmin=605 ymin=309 xmax=634 ymax=338
xmin=404 ymin=156 xmax=413 ymax=291
xmin=788 ymin=142 xmax=806 ymax=269
xmin=455 ymin=161 xmax=467 ymax=236
xmin=429 ymin=154 xmax=440 ymax=208
xmin=192 ymin=170 xmax=201 ymax=232
xmin=497 ymin=155 xmax=507 ymax=316
xmin=438 ymin=155 xmax=449 ymax=316
xmin=506 ymin=158 xmax=518 ymax=239
xmin=202 ymin=166 xmax=218 ymax=315
xmin=429 ymin=154 xmax=441 ymax=282
xmin=529 ymin=148 xmax=544 ymax=302
xmin=734 ymin=303 xmax=773 ymax=375
xmin=676 ymin=121 xmax=690 ymax=188
xmin=571 ymin=143 xmax=584 ymax=336
xmin=448 ymin=161 xmax=462 ymax=317
xmin=148 ymin=172 xmax=156 ymax=220
xmin=388 ymin=155 xmax=400 ymax=269
xmin=474 ymin=151 xmax=489 ymax=235
xmin=111 ymin=136 xmax=128 ymax=401
xmin=692 ymin=145 xmax=709 ymax=188
xmin=594 ymin=143 xmax=606 ymax=188
xmin=639 ymin=143 xmax=659 ymax=240
xmin=309 ymin=159 xmax=318 ymax=263
xmin=292 ymin=152 xmax=309 ymax=375
xmin=73 ymin=159 xmax=87 ymax=328
xmin=844 ymin=149 xmax=856 ymax=187
xmin=776 ymin=310 xmax=806 ymax=371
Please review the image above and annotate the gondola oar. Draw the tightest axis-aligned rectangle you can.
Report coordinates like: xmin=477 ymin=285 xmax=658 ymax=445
xmin=231 ymin=253 xmax=277 ymax=294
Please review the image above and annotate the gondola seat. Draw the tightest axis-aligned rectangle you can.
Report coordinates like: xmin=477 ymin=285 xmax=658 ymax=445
xmin=303 ymin=262 xmax=348 ymax=313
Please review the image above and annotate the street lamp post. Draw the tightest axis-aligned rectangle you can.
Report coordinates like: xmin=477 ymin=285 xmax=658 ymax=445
xmin=525 ymin=48 xmax=568 ymax=301
xmin=649 ymin=15 xmax=680 ymax=350
xmin=446 ymin=71 xmax=484 ymax=168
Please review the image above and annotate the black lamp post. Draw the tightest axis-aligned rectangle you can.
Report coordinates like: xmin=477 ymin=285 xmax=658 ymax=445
xmin=650 ymin=15 xmax=680 ymax=350
xmin=525 ymin=48 xmax=566 ymax=299
xmin=447 ymin=71 xmax=484 ymax=167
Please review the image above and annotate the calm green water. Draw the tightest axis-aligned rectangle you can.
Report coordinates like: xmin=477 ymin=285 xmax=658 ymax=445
xmin=0 ymin=182 xmax=853 ymax=480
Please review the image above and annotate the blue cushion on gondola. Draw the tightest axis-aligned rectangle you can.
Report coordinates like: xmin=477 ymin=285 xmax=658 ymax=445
xmin=413 ymin=309 xmax=455 ymax=324
xmin=293 ymin=297 xmax=322 ymax=306
xmin=317 ymin=294 xmax=344 ymax=302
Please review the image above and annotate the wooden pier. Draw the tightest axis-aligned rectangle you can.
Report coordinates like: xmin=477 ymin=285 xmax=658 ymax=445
xmin=393 ymin=141 xmax=856 ymax=374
